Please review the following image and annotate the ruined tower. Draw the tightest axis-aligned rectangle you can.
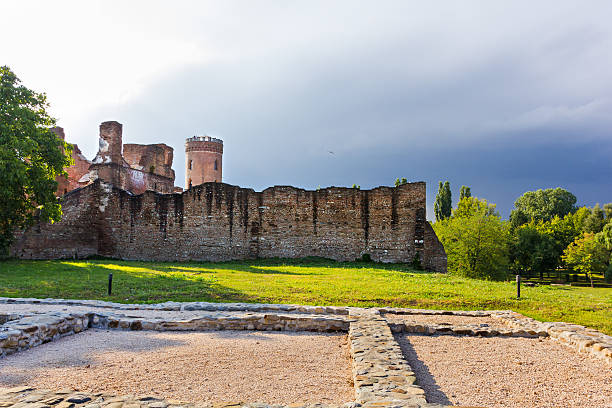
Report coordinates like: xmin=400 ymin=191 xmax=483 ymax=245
xmin=185 ymin=136 xmax=223 ymax=188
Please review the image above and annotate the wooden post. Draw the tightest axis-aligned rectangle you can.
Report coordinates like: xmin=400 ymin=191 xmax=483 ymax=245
xmin=108 ymin=273 xmax=113 ymax=296
xmin=516 ymin=274 xmax=521 ymax=299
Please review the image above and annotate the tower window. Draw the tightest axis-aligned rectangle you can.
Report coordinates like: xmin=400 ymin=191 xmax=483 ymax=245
xmin=214 ymin=159 xmax=218 ymax=171
xmin=188 ymin=160 xmax=192 ymax=170
xmin=188 ymin=178 xmax=192 ymax=189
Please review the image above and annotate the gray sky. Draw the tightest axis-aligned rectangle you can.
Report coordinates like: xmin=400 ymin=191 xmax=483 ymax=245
xmin=3 ymin=1 xmax=611 ymax=217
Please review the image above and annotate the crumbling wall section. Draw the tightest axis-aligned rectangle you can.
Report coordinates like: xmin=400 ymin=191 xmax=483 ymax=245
xmin=13 ymin=181 xmax=447 ymax=272
xmin=11 ymin=185 xmax=102 ymax=259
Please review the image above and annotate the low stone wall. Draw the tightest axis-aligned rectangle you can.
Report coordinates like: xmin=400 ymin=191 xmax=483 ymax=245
xmin=0 ymin=312 xmax=88 ymax=357
xmin=348 ymin=312 xmax=436 ymax=407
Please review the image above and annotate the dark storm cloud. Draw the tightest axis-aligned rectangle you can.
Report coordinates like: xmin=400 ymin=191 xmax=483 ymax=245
xmin=74 ymin=1 xmax=612 ymax=218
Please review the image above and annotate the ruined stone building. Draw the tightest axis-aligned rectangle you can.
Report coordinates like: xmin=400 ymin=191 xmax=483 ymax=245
xmin=15 ymin=120 xmax=447 ymax=272
xmin=54 ymin=121 xmax=178 ymax=196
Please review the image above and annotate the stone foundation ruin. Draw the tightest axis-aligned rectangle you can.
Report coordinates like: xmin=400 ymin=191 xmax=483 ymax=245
xmin=0 ymin=297 xmax=610 ymax=408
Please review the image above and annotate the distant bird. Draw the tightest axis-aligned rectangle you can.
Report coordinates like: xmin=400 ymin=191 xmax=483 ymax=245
xmin=328 ymin=151 xmax=335 ymax=155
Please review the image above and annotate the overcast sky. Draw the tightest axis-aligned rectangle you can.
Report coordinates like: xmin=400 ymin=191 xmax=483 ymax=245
xmin=3 ymin=1 xmax=611 ymax=217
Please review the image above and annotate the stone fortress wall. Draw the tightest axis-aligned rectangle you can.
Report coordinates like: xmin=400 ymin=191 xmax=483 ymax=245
xmin=12 ymin=179 xmax=447 ymax=272
xmin=17 ymin=120 xmax=446 ymax=271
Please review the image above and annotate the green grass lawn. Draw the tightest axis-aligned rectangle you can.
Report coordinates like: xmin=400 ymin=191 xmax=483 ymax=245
xmin=1 ymin=258 xmax=610 ymax=335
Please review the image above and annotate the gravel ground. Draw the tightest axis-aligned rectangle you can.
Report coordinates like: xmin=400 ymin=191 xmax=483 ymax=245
xmin=384 ymin=313 xmax=507 ymax=327
xmin=0 ymin=330 xmax=353 ymax=405
xmin=395 ymin=333 xmax=612 ymax=408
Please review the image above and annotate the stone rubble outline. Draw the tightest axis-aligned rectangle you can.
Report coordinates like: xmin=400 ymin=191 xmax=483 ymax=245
xmin=1 ymin=298 xmax=611 ymax=408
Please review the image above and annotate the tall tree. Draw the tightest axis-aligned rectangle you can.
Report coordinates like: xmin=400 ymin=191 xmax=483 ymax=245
xmin=434 ymin=196 xmax=509 ymax=280
xmin=583 ymin=204 xmax=606 ymax=233
xmin=434 ymin=180 xmax=452 ymax=222
xmin=459 ymin=185 xmax=471 ymax=200
xmin=510 ymin=187 xmax=577 ymax=227
xmin=0 ymin=66 xmax=72 ymax=255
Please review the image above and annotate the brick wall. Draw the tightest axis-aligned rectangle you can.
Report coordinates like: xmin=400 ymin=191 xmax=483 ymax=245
xmin=12 ymin=180 xmax=447 ymax=272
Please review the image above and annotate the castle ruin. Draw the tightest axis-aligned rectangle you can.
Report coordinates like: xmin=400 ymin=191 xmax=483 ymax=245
xmin=14 ymin=121 xmax=447 ymax=272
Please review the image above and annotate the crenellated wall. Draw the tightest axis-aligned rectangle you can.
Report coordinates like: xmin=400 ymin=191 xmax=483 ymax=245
xmin=11 ymin=180 xmax=447 ymax=272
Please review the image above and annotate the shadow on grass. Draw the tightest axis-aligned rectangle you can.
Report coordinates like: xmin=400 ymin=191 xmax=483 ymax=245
xmin=0 ymin=260 xmax=261 ymax=304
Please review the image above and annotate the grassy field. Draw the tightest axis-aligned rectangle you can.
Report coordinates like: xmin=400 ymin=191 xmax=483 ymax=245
xmin=0 ymin=258 xmax=610 ymax=335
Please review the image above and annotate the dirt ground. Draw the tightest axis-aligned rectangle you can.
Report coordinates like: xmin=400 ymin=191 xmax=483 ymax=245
xmin=396 ymin=333 xmax=612 ymax=408
xmin=0 ymin=329 xmax=354 ymax=405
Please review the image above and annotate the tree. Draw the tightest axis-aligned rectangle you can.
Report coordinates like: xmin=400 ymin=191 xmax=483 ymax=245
xmin=536 ymin=214 xmax=580 ymax=268
xmin=433 ymin=197 xmax=509 ymax=280
xmin=459 ymin=185 xmax=471 ymax=200
xmin=394 ymin=177 xmax=407 ymax=187
xmin=0 ymin=66 xmax=72 ymax=255
xmin=434 ymin=180 xmax=452 ymax=222
xmin=453 ymin=195 xmax=497 ymax=218
xmin=603 ymin=203 xmax=612 ymax=221
xmin=510 ymin=188 xmax=577 ymax=226
xmin=509 ymin=222 xmax=557 ymax=278
xmin=562 ymin=233 xmax=609 ymax=287
xmin=583 ymin=204 xmax=606 ymax=233
xmin=596 ymin=222 xmax=612 ymax=251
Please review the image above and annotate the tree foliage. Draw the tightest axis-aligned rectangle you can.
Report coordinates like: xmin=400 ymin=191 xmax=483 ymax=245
xmin=0 ymin=66 xmax=72 ymax=255
xmin=583 ymin=204 xmax=606 ymax=234
xmin=459 ymin=185 xmax=471 ymax=200
xmin=434 ymin=181 xmax=452 ymax=222
xmin=433 ymin=197 xmax=509 ymax=280
xmin=394 ymin=177 xmax=407 ymax=187
xmin=509 ymin=222 xmax=558 ymax=276
xmin=562 ymin=233 xmax=610 ymax=287
xmin=510 ymin=188 xmax=577 ymax=227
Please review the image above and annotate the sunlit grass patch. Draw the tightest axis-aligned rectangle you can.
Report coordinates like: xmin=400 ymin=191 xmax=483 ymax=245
xmin=0 ymin=258 xmax=610 ymax=334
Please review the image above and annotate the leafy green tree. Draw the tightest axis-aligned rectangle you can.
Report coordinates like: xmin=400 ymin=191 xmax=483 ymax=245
xmin=433 ymin=197 xmax=509 ymax=280
xmin=0 ymin=66 xmax=72 ymax=255
xmin=536 ymin=214 xmax=579 ymax=268
xmin=510 ymin=188 xmax=577 ymax=227
xmin=459 ymin=185 xmax=471 ymax=200
xmin=596 ymin=222 xmax=612 ymax=251
xmin=583 ymin=204 xmax=606 ymax=233
xmin=509 ymin=222 xmax=557 ymax=278
xmin=571 ymin=207 xmax=593 ymax=234
xmin=434 ymin=180 xmax=452 ymax=221
xmin=453 ymin=195 xmax=497 ymax=218
xmin=351 ymin=184 xmax=360 ymax=189
xmin=562 ymin=232 xmax=610 ymax=287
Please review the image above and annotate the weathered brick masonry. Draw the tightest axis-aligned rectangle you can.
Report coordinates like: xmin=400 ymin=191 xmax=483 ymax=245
xmin=11 ymin=180 xmax=447 ymax=272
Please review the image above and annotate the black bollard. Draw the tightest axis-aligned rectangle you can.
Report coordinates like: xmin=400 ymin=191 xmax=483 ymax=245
xmin=516 ymin=274 xmax=521 ymax=299
xmin=108 ymin=273 xmax=113 ymax=296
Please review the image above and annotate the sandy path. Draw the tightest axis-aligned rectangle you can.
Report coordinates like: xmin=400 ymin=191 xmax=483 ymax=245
xmin=0 ymin=330 xmax=354 ymax=405
xmin=395 ymin=333 xmax=612 ymax=408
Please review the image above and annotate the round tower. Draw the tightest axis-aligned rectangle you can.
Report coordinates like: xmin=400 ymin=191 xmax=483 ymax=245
xmin=185 ymin=135 xmax=223 ymax=188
